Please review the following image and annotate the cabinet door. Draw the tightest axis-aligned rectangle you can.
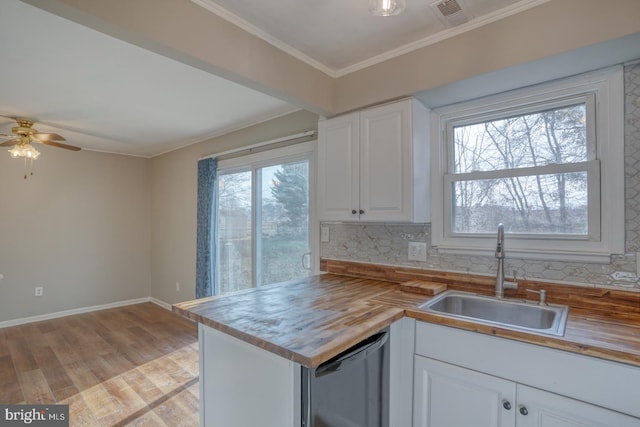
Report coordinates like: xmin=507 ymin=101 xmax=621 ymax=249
xmin=414 ymin=355 xmax=516 ymax=427
xmin=516 ymin=385 xmax=640 ymax=427
xmin=359 ymin=100 xmax=412 ymax=222
xmin=317 ymin=112 xmax=360 ymax=221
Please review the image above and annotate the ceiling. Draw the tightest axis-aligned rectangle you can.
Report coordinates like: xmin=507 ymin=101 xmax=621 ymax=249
xmin=0 ymin=0 xmax=298 ymax=157
xmin=0 ymin=0 xmax=554 ymax=157
xmin=192 ymin=0 xmax=546 ymax=76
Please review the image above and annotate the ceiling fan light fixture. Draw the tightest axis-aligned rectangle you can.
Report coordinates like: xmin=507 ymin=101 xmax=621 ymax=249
xmin=369 ymin=0 xmax=405 ymax=16
xmin=9 ymin=141 xmax=40 ymax=160
xmin=8 ymin=141 xmax=40 ymax=159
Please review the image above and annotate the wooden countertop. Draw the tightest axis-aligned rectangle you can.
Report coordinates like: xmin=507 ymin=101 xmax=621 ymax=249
xmin=173 ymin=274 xmax=426 ymax=368
xmin=173 ymin=261 xmax=640 ymax=369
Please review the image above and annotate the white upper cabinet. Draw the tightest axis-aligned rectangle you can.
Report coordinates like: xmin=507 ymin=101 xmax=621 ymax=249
xmin=318 ymin=98 xmax=430 ymax=222
xmin=317 ymin=112 xmax=360 ymax=221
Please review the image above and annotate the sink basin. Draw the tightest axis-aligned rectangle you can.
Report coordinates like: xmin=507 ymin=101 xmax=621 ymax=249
xmin=418 ymin=291 xmax=568 ymax=337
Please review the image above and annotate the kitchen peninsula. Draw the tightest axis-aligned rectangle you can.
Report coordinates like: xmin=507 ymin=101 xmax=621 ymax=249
xmin=173 ymin=260 xmax=640 ymax=427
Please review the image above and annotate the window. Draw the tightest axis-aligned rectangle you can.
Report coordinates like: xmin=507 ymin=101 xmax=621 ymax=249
xmin=216 ymin=142 xmax=315 ymax=294
xmin=431 ymin=67 xmax=624 ymax=261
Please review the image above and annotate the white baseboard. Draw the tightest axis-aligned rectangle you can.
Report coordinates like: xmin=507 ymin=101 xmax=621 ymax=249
xmin=0 ymin=296 xmax=173 ymax=329
xmin=149 ymin=297 xmax=172 ymax=311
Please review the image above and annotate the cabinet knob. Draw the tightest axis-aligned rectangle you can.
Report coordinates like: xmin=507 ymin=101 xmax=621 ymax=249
xmin=519 ymin=405 xmax=528 ymax=416
xmin=502 ymin=400 xmax=511 ymax=410
xmin=359 ymin=209 xmax=365 ymax=215
xmin=352 ymin=209 xmax=358 ymax=215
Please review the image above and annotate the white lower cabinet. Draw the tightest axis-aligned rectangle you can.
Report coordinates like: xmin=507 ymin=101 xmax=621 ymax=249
xmin=413 ymin=355 xmax=515 ymax=427
xmin=413 ymin=321 xmax=640 ymax=427
xmin=517 ymin=385 xmax=640 ymax=427
xmin=414 ymin=355 xmax=639 ymax=427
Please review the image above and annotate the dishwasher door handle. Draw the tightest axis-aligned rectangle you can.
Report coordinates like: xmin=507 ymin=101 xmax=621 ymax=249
xmin=315 ymin=331 xmax=388 ymax=377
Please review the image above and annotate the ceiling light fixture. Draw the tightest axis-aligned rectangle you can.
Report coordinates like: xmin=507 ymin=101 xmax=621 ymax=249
xmin=2 ymin=117 xmax=79 ymax=179
xmin=369 ymin=0 xmax=406 ymax=16
xmin=8 ymin=139 xmax=41 ymax=160
xmin=7 ymin=137 xmax=40 ymax=179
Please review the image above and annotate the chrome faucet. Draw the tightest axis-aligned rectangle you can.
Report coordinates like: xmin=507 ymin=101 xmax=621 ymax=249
xmin=495 ymin=223 xmax=518 ymax=298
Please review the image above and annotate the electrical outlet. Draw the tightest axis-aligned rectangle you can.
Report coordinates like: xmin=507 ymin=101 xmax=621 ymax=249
xmin=35 ymin=286 xmax=44 ymax=297
xmin=176 ymin=282 xmax=181 ymax=292
xmin=408 ymin=242 xmax=427 ymax=262
xmin=321 ymin=226 xmax=330 ymax=242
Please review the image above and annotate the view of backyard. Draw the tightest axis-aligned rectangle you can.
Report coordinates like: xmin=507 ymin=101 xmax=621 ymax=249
xmin=217 ymin=160 xmax=310 ymax=293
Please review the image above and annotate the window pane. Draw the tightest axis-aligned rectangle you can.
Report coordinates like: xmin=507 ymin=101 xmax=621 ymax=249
xmin=453 ymin=104 xmax=587 ymax=173
xmin=452 ymin=172 xmax=588 ymax=235
xmin=217 ymin=170 xmax=252 ymax=294
xmin=258 ymin=160 xmax=310 ymax=286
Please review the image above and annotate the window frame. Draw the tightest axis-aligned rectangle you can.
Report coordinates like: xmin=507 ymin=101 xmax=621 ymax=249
xmin=430 ymin=66 xmax=624 ymax=262
xmin=215 ymin=141 xmax=317 ymax=292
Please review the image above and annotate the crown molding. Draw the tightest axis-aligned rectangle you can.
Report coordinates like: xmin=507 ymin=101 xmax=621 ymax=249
xmin=335 ymin=0 xmax=550 ymax=76
xmin=192 ymin=0 xmax=549 ymax=79
xmin=191 ymin=0 xmax=338 ymax=77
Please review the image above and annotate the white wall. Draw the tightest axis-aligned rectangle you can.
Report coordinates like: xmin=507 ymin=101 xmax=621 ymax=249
xmin=0 ymin=146 xmax=151 ymax=322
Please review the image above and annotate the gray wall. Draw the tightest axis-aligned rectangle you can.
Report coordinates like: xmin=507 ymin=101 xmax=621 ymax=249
xmin=0 ymin=110 xmax=318 ymax=323
xmin=0 ymin=148 xmax=151 ymax=322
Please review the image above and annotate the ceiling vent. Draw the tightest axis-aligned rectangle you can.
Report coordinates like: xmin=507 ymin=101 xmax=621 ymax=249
xmin=431 ymin=0 xmax=470 ymax=27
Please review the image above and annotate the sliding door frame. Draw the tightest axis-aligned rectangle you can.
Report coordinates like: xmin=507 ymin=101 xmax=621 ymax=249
xmin=216 ymin=141 xmax=318 ymax=292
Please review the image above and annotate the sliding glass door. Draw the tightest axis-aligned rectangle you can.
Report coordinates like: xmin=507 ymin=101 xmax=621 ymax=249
xmin=216 ymin=146 xmax=313 ymax=294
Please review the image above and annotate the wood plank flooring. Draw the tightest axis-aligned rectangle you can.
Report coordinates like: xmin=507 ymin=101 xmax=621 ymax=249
xmin=0 ymin=303 xmax=199 ymax=426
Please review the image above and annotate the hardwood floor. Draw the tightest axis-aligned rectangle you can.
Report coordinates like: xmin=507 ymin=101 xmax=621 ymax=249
xmin=0 ymin=303 xmax=199 ymax=426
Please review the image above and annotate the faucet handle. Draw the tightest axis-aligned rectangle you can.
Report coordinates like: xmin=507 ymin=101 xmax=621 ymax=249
xmin=526 ymin=289 xmax=547 ymax=305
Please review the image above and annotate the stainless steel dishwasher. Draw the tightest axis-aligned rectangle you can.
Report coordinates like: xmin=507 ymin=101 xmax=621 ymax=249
xmin=301 ymin=328 xmax=390 ymax=427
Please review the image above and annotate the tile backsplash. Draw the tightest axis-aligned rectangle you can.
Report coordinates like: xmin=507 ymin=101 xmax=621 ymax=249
xmin=320 ymin=62 xmax=640 ymax=292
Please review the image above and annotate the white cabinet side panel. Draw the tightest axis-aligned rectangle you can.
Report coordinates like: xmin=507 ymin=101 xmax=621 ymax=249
xmin=389 ymin=317 xmax=415 ymax=427
xmin=200 ymin=325 xmax=297 ymax=427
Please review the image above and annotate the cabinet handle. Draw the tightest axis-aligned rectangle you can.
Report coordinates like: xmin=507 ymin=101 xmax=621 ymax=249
xmin=519 ymin=405 xmax=528 ymax=416
xmin=359 ymin=209 xmax=365 ymax=215
xmin=502 ymin=400 xmax=511 ymax=410
xmin=352 ymin=209 xmax=357 ymax=215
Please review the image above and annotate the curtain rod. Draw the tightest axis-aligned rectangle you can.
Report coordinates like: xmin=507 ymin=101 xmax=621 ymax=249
xmin=198 ymin=130 xmax=316 ymax=161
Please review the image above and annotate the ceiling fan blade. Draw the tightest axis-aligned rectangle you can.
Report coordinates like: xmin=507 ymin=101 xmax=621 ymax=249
xmin=39 ymin=140 xmax=81 ymax=151
xmin=32 ymin=132 xmax=66 ymax=141
xmin=0 ymin=139 xmax=20 ymax=147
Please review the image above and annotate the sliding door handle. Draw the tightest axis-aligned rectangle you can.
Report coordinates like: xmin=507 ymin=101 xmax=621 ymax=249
xmin=301 ymin=252 xmax=312 ymax=270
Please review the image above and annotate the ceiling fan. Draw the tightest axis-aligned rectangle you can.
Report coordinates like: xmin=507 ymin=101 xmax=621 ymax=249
xmin=0 ymin=117 xmax=81 ymax=179
xmin=0 ymin=117 xmax=80 ymax=152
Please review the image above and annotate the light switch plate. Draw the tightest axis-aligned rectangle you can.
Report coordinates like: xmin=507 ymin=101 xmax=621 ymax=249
xmin=321 ymin=226 xmax=330 ymax=242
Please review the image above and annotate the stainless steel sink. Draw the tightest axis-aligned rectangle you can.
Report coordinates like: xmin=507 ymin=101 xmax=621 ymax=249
xmin=418 ymin=291 xmax=568 ymax=337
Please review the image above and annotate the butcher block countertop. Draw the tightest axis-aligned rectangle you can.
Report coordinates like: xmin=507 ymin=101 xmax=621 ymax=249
xmin=173 ymin=260 xmax=640 ymax=369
